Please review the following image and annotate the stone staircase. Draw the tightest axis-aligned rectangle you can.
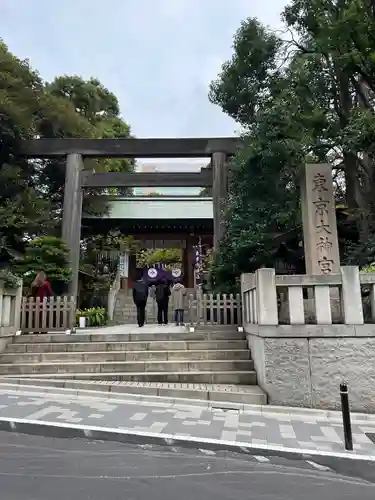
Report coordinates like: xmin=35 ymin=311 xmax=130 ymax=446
xmin=0 ymin=326 xmax=267 ymax=405
xmin=113 ymin=291 xmax=137 ymax=324
xmin=113 ymin=291 xmax=173 ymax=324
xmin=113 ymin=289 xmax=195 ymax=325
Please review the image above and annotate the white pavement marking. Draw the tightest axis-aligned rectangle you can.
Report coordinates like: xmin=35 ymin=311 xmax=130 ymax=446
xmin=240 ymin=447 xmax=250 ymax=453
xmin=253 ymin=455 xmax=270 ymax=463
xmin=199 ymin=449 xmax=216 ymax=456
xmin=321 ymin=426 xmax=342 ymax=444
xmin=279 ymin=424 xmax=296 ymax=439
xmin=149 ymin=422 xmax=168 ymax=433
xmin=353 ymin=433 xmax=373 ymax=444
xmin=306 ymin=460 xmax=332 ymax=472
xmin=25 ymin=406 xmax=81 ymax=422
xmin=129 ymin=413 xmax=147 ymax=421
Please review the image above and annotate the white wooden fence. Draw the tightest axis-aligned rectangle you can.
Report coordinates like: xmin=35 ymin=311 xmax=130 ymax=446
xmin=20 ymin=296 xmax=76 ymax=333
xmin=188 ymin=293 xmax=242 ymax=326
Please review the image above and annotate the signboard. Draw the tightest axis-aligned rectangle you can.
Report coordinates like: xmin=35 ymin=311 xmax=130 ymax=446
xmin=118 ymin=252 xmax=129 ymax=278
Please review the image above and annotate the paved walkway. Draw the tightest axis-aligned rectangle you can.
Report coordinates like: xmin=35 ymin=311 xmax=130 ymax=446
xmin=0 ymin=384 xmax=375 ymax=457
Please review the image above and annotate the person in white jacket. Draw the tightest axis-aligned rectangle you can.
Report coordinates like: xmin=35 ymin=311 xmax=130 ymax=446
xmin=171 ymin=280 xmax=186 ymax=326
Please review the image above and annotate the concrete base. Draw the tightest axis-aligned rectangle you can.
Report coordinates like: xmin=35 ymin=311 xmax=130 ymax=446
xmin=246 ymin=324 xmax=375 ymax=413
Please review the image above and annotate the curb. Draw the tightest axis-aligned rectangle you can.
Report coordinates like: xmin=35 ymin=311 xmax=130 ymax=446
xmin=0 ymin=382 xmax=255 ymax=412
xmin=1 ymin=417 xmax=375 ymax=463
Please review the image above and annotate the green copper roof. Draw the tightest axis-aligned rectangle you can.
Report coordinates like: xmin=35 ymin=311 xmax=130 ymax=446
xmin=105 ymin=196 xmax=213 ymax=220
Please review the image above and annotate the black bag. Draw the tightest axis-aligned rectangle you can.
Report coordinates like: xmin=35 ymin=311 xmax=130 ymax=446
xmin=133 ymin=281 xmax=148 ymax=303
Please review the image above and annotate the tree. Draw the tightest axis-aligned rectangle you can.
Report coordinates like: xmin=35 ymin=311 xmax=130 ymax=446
xmin=199 ymin=163 xmax=212 ymax=197
xmin=38 ymin=75 xmax=134 ymax=221
xmin=136 ymin=248 xmax=182 ymax=268
xmin=208 ymin=20 xmax=307 ymax=290
xmin=14 ymin=236 xmax=72 ymax=290
xmin=0 ymin=40 xmax=137 ymax=306
xmin=208 ymin=3 xmax=375 ymax=291
xmin=0 ymin=40 xmax=53 ymax=251
xmin=282 ymin=0 xmax=375 ymax=262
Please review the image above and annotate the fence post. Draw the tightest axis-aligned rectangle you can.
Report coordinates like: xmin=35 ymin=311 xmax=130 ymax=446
xmin=14 ymin=282 xmax=23 ymax=331
xmin=187 ymin=293 xmax=194 ymax=326
xmin=341 ymin=266 xmax=364 ymax=325
xmin=255 ymin=268 xmax=278 ymax=325
xmin=0 ymin=281 xmax=4 ymax=327
xmin=340 ymin=383 xmax=353 ymax=451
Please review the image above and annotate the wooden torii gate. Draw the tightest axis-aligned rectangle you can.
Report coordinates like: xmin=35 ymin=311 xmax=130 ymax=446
xmin=20 ymin=137 xmax=242 ymax=296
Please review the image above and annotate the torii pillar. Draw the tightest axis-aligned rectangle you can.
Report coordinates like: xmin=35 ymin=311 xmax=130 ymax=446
xmin=212 ymin=152 xmax=228 ymax=249
xmin=61 ymin=153 xmax=84 ymax=298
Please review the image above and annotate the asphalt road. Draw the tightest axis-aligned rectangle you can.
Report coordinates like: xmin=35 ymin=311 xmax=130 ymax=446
xmin=0 ymin=431 xmax=375 ymax=500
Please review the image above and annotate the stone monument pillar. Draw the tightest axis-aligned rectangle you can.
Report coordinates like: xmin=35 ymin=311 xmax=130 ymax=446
xmin=212 ymin=152 xmax=228 ymax=249
xmin=62 ymin=153 xmax=84 ymax=298
xmin=300 ymin=163 xmax=340 ymax=275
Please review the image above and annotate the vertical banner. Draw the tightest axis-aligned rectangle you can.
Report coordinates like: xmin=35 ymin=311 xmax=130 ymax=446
xmin=119 ymin=252 xmax=129 ymax=278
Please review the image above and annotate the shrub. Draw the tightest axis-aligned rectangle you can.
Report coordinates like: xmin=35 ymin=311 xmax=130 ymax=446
xmin=76 ymin=307 xmax=107 ymax=327
xmin=0 ymin=268 xmax=22 ymax=289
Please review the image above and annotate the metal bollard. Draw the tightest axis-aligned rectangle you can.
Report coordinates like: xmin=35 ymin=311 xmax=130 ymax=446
xmin=340 ymin=383 xmax=353 ymax=451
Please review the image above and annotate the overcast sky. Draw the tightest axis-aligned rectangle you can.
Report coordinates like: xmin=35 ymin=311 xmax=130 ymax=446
xmin=0 ymin=0 xmax=288 ymax=191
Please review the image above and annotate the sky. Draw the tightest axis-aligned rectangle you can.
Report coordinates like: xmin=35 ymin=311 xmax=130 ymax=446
xmin=0 ymin=0 xmax=288 ymax=192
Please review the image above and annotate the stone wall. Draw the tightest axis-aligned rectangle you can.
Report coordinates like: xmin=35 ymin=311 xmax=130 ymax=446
xmin=246 ymin=324 xmax=375 ymax=412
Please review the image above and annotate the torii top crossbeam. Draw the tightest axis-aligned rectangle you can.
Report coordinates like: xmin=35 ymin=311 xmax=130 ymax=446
xmin=20 ymin=137 xmax=242 ymax=158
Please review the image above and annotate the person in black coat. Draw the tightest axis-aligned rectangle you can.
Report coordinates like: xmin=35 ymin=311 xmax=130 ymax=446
xmin=132 ymin=271 xmax=149 ymax=327
xmin=155 ymin=279 xmax=171 ymax=325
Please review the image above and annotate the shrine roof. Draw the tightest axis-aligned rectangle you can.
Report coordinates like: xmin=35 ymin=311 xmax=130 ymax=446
xmin=84 ymin=196 xmax=213 ymax=220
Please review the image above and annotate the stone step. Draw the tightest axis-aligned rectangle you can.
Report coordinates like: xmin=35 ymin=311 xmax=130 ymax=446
xmin=2 ymin=379 xmax=267 ymax=406
xmin=14 ymin=331 xmax=245 ymax=343
xmin=0 ymin=349 xmax=250 ymax=363
xmin=2 ymin=370 xmax=256 ymax=384
xmin=0 ymin=359 xmax=253 ymax=375
xmin=6 ymin=340 xmax=247 ymax=353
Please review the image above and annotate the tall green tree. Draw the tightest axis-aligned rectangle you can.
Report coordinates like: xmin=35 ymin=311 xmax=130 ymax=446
xmin=0 ymin=40 xmax=53 ymax=251
xmin=283 ymin=0 xmax=375 ymax=261
xmin=0 ymin=40 xmax=135 ymax=264
xmin=39 ymin=75 xmax=134 ymax=220
xmin=209 ymin=2 xmax=375 ymax=291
